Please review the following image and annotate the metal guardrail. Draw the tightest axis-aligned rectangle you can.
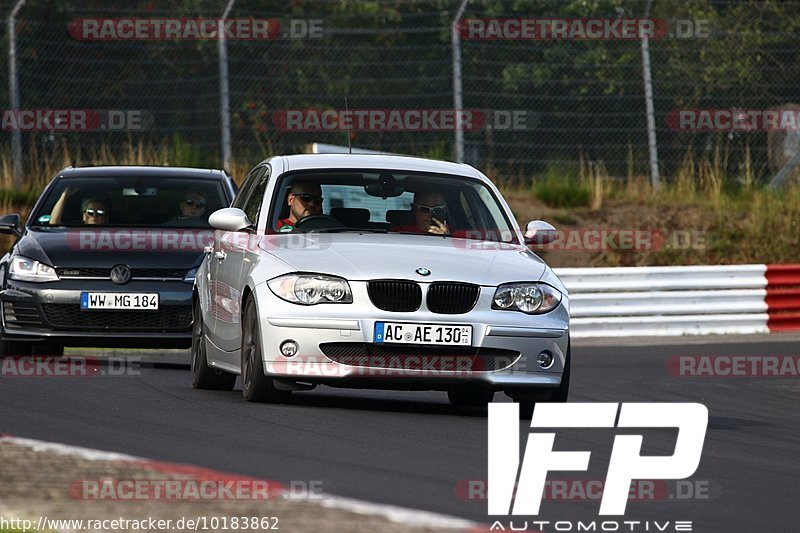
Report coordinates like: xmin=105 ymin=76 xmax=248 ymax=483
xmin=555 ymin=264 xmax=800 ymax=338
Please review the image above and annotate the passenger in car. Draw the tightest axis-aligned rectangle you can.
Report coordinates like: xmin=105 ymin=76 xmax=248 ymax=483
xmin=276 ymin=181 xmax=324 ymax=231
xmin=390 ymin=189 xmax=450 ymax=235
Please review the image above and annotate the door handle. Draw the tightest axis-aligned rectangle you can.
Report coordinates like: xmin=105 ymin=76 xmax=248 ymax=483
xmin=214 ymin=251 xmax=226 ymax=261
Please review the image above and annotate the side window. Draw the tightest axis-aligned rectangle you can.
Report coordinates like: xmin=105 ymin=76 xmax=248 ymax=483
xmin=232 ymin=167 xmax=261 ymax=210
xmin=242 ymin=166 xmax=270 ymax=225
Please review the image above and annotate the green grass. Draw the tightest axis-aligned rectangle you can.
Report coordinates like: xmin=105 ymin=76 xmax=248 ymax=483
xmin=533 ymin=178 xmax=591 ymax=208
xmin=0 ymin=188 xmax=41 ymax=206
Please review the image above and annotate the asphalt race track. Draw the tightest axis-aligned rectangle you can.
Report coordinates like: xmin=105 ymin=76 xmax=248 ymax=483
xmin=2 ymin=336 xmax=799 ymax=532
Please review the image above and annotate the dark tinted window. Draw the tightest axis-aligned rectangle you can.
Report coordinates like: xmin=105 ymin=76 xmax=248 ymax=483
xmin=32 ymin=176 xmax=228 ymax=228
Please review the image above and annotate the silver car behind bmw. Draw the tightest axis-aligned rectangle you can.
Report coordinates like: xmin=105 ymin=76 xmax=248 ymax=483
xmin=192 ymin=154 xmax=569 ymax=416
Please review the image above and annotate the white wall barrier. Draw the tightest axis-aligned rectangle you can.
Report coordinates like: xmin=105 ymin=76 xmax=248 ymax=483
xmin=554 ymin=265 xmax=782 ymax=338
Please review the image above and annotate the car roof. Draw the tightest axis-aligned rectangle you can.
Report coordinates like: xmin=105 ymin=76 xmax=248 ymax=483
xmin=275 ymin=154 xmax=483 ymax=179
xmin=57 ymin=166 xmax=230 ymax=181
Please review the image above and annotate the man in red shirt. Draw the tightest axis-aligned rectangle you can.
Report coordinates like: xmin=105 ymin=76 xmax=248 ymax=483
xmin=276 ymin=181 xmax=324 ymax=232
xmin=391 ymin=189 xmax=450 ymax=235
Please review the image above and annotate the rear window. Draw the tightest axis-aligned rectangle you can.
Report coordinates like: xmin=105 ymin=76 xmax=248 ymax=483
xmin=31 ymin=176 xmax=228 ymax=228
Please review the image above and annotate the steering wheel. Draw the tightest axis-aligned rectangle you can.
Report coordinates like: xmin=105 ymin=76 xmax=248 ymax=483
xmin=293 ymin=214 xmax=346 ymax=232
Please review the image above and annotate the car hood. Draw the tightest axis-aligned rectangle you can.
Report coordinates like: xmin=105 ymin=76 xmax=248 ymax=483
xmin=16 ymin=228 xmax=211 ymax=269
xmin=259 ymin=233 xmax=547 ymax=285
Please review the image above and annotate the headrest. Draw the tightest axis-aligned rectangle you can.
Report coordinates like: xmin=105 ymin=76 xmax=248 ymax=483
xmin=386 ymin=210 xmax=411 ymax=225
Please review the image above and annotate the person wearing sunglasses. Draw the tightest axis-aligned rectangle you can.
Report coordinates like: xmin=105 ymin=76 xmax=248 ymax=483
xmin=178 ymin=191 xmax=208 ymax=219
xmin=391 ymin=189 xmax=450 ymax=235
xmin=81 ymin=196 xmax=110 ymax=225
xmin=276 ymin=182 xmax=324 ymax=232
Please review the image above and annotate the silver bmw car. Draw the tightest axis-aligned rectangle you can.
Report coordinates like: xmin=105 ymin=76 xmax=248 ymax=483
xmin=192 ymin=154 xmax=569 ymax=414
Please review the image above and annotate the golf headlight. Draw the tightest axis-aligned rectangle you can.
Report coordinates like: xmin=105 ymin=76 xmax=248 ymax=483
xmin=183 ymin=267 xmax=198 ymax=283
xmin=268 ymin=273 xmax=353 ymax=305
xmin=492 ymin=282 xmax=561 ymax=314
xmin=8 ymin=255 xmax=60 ymax=283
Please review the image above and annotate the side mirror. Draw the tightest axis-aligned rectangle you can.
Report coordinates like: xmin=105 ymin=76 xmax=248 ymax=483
xmin=208 ymin=208 xmax=253 ymax=232
xmin=0 ymin=214 xmax=21 ymax=237
xmin=524 ymin=220 xmax=557 ymax=245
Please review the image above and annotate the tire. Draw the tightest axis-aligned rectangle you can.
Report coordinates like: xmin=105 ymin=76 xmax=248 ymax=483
xmin=518 ymin=401 xmax=535 ymax=420
xmin=447 ymin=386 xmax=495 ymax=407
xmin=548 ymin=342 xmax=571 ymax=403
xmin=240 ymin=297 xmax=289 ymax=403
xmin=191 ymin=298 xmax=236 ymax=391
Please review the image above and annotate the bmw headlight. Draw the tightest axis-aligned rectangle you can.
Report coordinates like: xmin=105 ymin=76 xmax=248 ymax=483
xmin=8 ymin=255 xmax=60 ymax=283
xmin=268 ymin=273 xmax=353 ymax=305
xmin=492 ymin=282 xmax=561 ymax=314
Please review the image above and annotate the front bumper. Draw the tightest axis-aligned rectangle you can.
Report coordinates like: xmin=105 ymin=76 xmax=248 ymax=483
xmin=1 ymin=279 xmax=193 ymax=348
xmin=254 ymin=282 xmax=569 ymax=391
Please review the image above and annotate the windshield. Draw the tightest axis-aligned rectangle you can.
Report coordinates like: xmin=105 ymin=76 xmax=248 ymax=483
xmin=269 ymin=170 xmax=520 ymax=244
xmin=31 ymin=176 xmax=228 ymax=228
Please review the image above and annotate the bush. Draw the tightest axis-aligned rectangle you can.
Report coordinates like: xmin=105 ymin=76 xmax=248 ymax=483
xmin=533 ymin=178 xmax=591 ymax=208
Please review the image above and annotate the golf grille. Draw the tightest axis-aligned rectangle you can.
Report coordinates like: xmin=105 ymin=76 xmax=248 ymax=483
xmin=3 ymin=301 xmax=44 ymax=328
xmin=56 ymin=268 xmax=186 ymax=280
xmin=42 ymin=304 xmax=192 ymax=331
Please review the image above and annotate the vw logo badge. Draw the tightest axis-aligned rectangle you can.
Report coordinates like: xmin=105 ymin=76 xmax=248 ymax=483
xmin=110 ymin=264 xmax=131 ymax=285
xmin=416 ymin=267 xmax=431 ymax=276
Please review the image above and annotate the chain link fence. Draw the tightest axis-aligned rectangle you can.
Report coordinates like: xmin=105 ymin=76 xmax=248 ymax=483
xmin=2 ymin=0 xmax=800 ymax=186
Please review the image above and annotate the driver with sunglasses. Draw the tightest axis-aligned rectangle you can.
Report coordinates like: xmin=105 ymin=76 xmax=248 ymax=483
xmin=277 ymin=182 xmax=324 ymax=232
xmin=178 ymin=191 xmax=208 ymax=219
xmin=391 ymin=189 xmax=450 ymax=235
xmin=81 ymin=196 xmax=110 ymax=225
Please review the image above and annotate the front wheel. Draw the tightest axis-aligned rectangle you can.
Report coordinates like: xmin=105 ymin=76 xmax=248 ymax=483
xmin=548 ymin=343 xmax=570 ymax=403
xmin=240 ymin=297 xmax=290 ymax=403
xmin=191 ymin=298 xmax=236 ymax=391
xmin=447 ymin=386 xmax=495 ymax=407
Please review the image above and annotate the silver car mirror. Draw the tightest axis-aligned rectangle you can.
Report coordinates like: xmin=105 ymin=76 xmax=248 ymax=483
xmin=524 ymin=220 xmax=557 ymax=245
xmin=209 ymin=208 xmax=253 ymax=232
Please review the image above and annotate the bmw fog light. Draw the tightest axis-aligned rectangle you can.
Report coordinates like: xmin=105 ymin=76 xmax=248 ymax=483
xmin=280 ymin=340 xmax=299 ymax=358
xmin=537 ymin=351 xmax=554 ymax=369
